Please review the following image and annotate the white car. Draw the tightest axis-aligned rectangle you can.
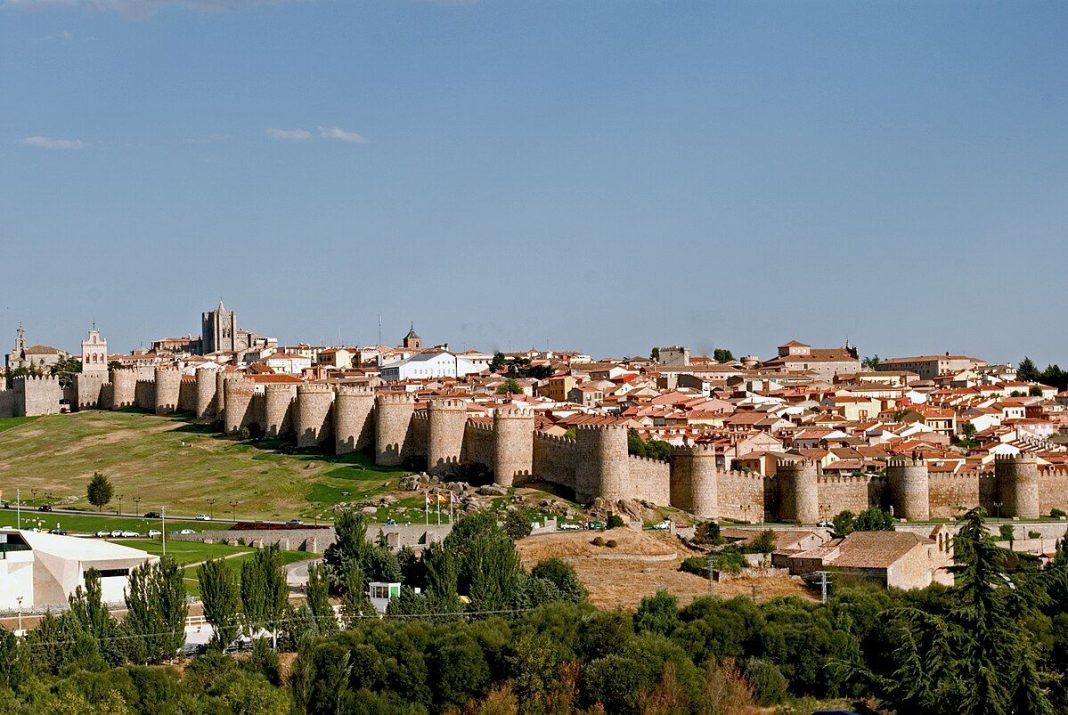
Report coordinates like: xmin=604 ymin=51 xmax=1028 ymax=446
xmin=147 ymin=530 xmax=162 ymax=538
xmin=195 ymin=514 xmax=212 ymax=521
xmin=177 ymin=528 xmax=196 ymax=535
xmin=96 ymin=530 xmax=109 ymax=538
xmin=559 ymin=523 xmax=581 ymax=531
xmin=121 ymin=530 xmax=139 ymax=538
xmin=110 ymin=530 xmax=124 ymax=538
xmin=652 ymin=520 xmax=671 ymax=530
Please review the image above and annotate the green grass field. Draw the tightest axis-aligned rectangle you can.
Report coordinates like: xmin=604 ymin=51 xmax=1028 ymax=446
xmin=0 ymin=508 xmax=212 ymax=535
xmin=116 ymin=539 xmax=313 ymax=597
xmin=0 ymin=412 xmax=409 ymax=522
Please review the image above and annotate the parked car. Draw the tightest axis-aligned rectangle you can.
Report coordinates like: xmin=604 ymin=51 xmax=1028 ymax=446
xmin=121 ymin=530 xmax=139 ymax=538
xmin=110 ymin=530 xmax=124 ymax=538
xmin=37 ymin=504 xmax=52 ymax=512
xmin=147 ymin=530 xmax=162 ymax=538
xmin=195 ymin=514 xmax=212 ymax=521
xmin=817 ymin=520 xmax=833 ymax=528
xmin=586 ymin=521 xmax=606 ymax=530
xmin=177 ymin=528 xmax=196 ymax=535
xmin=652 ymin=520 xmax=672 ymax=530
xmin=286 ymin=519 xmax=304 ymax=526
xmin=96 ymin=530 xmax=109 ymax=538
xmin=559 ymin=522 xmax=581 ymax=531
xmin=144 ymin=511 xmax=160 ymax=519
xmin=49 ymin=528 xmax=67 ymax=535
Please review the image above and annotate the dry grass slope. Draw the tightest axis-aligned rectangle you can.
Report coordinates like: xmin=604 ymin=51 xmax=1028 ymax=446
xmin=0 ymin=411 xmax=408 ymax=521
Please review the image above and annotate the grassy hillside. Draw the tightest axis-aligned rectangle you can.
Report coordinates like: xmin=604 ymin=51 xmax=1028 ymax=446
xmin=0 ymin=411 xmax=408 ymax=522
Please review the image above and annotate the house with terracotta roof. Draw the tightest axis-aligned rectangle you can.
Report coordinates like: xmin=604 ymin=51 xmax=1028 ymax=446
xmin=781 ymin=530 xmax=953 ymax=590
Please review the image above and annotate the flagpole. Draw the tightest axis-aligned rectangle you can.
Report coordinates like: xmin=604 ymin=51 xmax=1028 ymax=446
xmin=16 ymin=488 xmax=21 ymax=530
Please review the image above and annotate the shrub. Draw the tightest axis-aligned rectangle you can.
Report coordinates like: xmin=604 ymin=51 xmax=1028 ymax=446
xmin=605 ymin=539 xmax=618 ymax=548
xmin=680 ymin=556 xmax=709 ymax=576
xmin=711 ymin=551 xmax=746 ymax=574
xmin=742 ymin=658 xmax=788 ymax=705
xmin=591 ymin=537 xmax=605 ymax=547
xmin=1028 ymin=530 xmax=1041 ymax=540
xmin=1052 ymin=508 xmax=1066 ymax=519
xmin=607 ymin=514 xmax=626 ymax=529
xmin=693 ymin=521 xmax=723 ymax=545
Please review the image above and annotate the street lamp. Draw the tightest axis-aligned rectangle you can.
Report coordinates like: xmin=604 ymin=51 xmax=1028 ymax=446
xmin=16 ymin=596 xmax=23 ymax=634
xmin=208 ymin=498 xmax=216 ymax=521
xmin=134 ymin=496 xmax=141 ymax=516
xmin=118 ymin=494 xmax=124 ymax=516
xmin=994 ymin=501 xmax=1003 ymax=518
xmin=229 ymin=501 xmax=239 ymax=523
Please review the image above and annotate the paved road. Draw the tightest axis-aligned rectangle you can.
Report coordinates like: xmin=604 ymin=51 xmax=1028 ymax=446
xmin=285 ymin=558 xmax=321 ymax=589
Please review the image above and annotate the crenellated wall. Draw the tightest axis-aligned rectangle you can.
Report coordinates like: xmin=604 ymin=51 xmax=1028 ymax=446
xmin=74 ymin=372 xmax=107 ymax=411
xmin=334 ymin=384 xmax=375 ymax=455
xmin=375 ymin=393 xmax=416 ymax=466
xmin=427 ymin=399 xmax=467 ymax=476
xmin=493 ymin=409 xmax=535 ymax=487
xmin=154 ymin=367 xmax=182 ymax=414
xmin=295 ymin=383 xmax=333 ymax=448
xmin=53 ymin=381 xmax=1068 ymax=523
xmin=195 ymin=368 xmax=217 ymax=419
xmin=13 ymin=376 xmax=64 ymax=416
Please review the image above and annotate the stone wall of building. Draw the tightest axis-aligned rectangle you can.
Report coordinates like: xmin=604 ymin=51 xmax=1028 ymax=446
xmin=887 ymin=459 xmax=930 ymax=521
xmin=134 ymin=379 xmax=155 ymax=411
xmin=625 ymin=454 xmax=672 ymax=505
xmin=178 ymin=376 xmax=197 ymax=413
xmin=818 ymin=474 xmax=885 ymax=519
xmin=0 ymin=387 xmax=14 ymax=418
xmin=717 ymin=470 xmax=767 ymax=522
xmin=263 ymin=384 xmax=295 ymax=439
xmin=463 ymin=421 xmax=495 ymax=473
xmin=670 ymin=445 xmax=718 ymax=520
xmin=334 ymin=384 xmax=375 ymax=455
xmin=111 ymin=369 xmax=136 ymax=410
xmin=493 ymin=410 xmax=534 ymax=487
xmin=195 ymin=368 xmax=217 ymax=419
xmin=375 ymin=393 xmax=416 ymax=466
xmin=223 ymin=378 xmax=255 ymax=434
xmin=74 ymin=372 xmax=107 ymax=411
xmin=154 ymin=367 xmax=182 ymax=414
xmin=14 ymin=376 xmax=63 ymax=417
xmin=532 ymin=432 xmax=579 ymax=492
xmin=928 ymin=472 xmax=981 ymax=518
xmin=295 ymin=383 xmax=334 ymax=448
xmin=427 ymin=399 xmax=467 ymax=476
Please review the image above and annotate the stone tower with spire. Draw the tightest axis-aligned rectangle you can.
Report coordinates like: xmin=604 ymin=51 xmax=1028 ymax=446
xmin=201 ymin=300 xmax=238 ymax=355
xmin=402 ymin=323 xmax=422 ymax=350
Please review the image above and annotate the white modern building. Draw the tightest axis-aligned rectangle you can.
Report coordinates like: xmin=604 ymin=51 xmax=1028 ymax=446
xmin=379 ymin=350 xmax=482 ymax=381
xmin=0 ymin=529 xmax=157 ymax=610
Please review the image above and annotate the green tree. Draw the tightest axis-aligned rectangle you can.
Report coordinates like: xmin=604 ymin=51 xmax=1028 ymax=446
xmin=124 ymin=557 xmax=188 ymax=664
xmin=490 ymin=351 xmax=507 ymax=373
xmin=504 ymin=508 xmax=534 ymax=541
xmin=650 ymin=347 xmax=661 ymax=361
xmin=1018 ymin=357 xmax=1039 ymax=383
xmin=832 ymin=510 xmax=856 ymax=537
xmin=862 ymin=354 xmax=882 ymax=369
xmin=87 ymin=472 xmax=113 ymax=512
xmin=496 ymin=378 xmax=522 ymax=395
xmin=852 ymin=507 xmax=895 ymax=532
xmin=712 ymin=348 xmax=734 ymax=363
xmin=241 ymin=544 xmax=289 ymax=646
xmin=530 ymin=558 xmax=588 ymax=603
xmin=634 ymin=590 xmax=680 ymax=636
xmin=306 ymin=562 xmax=337 ymax=634
xmin=959 ymin=422 xmax=978 ymax=450
xmin=49 ymin=355 xmax=82 ymax=389
xmin=198 ymin=558 xmax=242 ymax=650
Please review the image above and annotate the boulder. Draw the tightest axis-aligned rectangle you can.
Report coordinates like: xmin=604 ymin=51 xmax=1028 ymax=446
xmin=478 ymin=484 xmax=509 ymax=497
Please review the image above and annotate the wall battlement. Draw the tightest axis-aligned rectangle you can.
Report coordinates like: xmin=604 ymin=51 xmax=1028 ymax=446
xmin=55 ymin=383 xmax=1068 ymax=523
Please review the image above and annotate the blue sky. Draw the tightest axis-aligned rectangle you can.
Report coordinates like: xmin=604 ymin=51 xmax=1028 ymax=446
xmin=1 ymin=1 xmax=1066 ymax=363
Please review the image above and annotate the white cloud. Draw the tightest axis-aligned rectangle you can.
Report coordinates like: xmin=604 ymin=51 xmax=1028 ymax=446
xmin=318 ymin=126 xmax=368 ymax=144
xmin=3 ymin=0 xmax=302 ymax=19
xmin=266 ymin=127 xmax=311 ymax=141
xmin=20 ymin=135 xmax=83 ymax=150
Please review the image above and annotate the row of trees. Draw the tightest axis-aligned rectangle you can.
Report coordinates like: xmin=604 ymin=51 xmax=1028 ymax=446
xmin=5 ymin=508 xmax=1068 ymax=713
xmin=1018 ymin=357 xmax=1068 ymax=391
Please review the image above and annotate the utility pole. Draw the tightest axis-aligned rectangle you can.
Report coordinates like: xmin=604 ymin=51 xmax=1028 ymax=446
xmin=208 ymin=498 xmax=216 ymax=520
xmin=707 ymin=555 xmax=715 ymax=595
xmin=817 ymin=571 xmax=830 ymax=604
xmin=162 ymin=506 xmax=166 ymax=557
xmin=16 ymin=488 xmax=20 ymax=530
